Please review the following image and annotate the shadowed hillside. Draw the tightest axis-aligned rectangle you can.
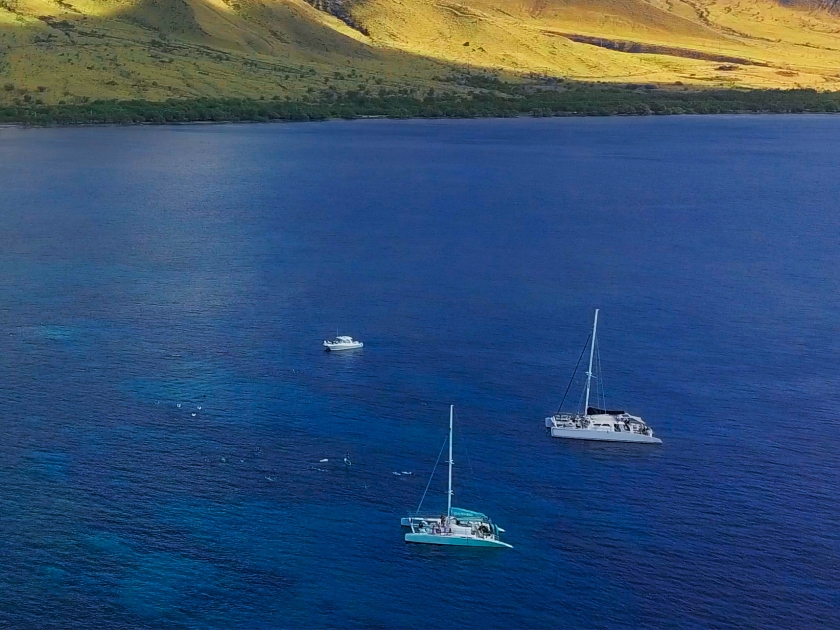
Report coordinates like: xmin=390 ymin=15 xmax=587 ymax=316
xmin=1 ymin=0 xmax=840 ymax=104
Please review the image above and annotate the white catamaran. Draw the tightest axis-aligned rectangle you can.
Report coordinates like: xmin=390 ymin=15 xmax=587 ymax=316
xmin=403 ymin=405 xmax=512 ymax=548
xmin=545 ymin=309 xmax=662 ymax=444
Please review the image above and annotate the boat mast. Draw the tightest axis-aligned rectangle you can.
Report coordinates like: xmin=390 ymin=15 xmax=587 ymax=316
xmin=584 ymin=309 xmax=599 ymax=416
xmin=447 ymin=404 xmax=453 ymax=520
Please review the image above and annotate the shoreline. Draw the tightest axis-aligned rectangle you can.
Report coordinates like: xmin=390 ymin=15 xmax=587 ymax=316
xmin=2 ymin=110 xmax=840 ymax=132
xmin=2 ymin=85 xmax=839 ymax=127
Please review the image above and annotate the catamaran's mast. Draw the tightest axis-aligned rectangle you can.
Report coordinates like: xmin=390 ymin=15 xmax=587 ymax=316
xmin=447 ymin=404 xmax=453 ymax=519
xmin=584 ymin=309 xmax=599 ymax=416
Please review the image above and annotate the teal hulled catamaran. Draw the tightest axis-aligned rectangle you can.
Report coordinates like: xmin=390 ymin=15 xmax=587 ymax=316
xmin=402 ymin=405 xmax=512 ymax=548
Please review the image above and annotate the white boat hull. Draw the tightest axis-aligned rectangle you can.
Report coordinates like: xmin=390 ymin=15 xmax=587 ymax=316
xmin=550 ymin=427 xmax=662 ymax=444
xmin=324 ymin=342 xmax=363 ymax=351
xmin=405 ymin=532 xmax=512 ymax=548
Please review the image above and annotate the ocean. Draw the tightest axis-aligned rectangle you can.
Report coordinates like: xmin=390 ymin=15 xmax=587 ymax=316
xmin=0 ymin=116 xmax=838 ymax=628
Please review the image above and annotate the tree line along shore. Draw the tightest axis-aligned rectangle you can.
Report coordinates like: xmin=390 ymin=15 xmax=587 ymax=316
xmin=2 ymin=79 xmax=839 ymax=126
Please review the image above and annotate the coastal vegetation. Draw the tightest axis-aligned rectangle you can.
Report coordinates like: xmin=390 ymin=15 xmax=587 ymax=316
xmin=2 ymin=79 xmax=839 ymax=125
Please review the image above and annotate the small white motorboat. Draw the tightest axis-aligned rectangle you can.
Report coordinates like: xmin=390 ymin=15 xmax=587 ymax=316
xmin=323 ymin=335 xmax=363 ymax=351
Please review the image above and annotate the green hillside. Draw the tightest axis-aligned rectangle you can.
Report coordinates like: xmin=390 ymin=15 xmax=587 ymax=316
xmin=1 ymin=0 xmax=840 ymax=107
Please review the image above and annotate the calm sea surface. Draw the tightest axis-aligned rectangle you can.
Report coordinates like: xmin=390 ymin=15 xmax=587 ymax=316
xmin=0 ymin=117 xmax=838 ymax=628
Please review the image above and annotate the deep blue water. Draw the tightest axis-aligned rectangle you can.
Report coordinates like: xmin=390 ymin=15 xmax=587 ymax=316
xmin=0 ymin=116 xmax=838 ymax=629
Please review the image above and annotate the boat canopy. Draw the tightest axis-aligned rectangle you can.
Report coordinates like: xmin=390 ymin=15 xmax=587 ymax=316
xmin=587 ymin=406 xmax=625 ymax=416
xmin=451 ymin=507 xmax=489 ymax=521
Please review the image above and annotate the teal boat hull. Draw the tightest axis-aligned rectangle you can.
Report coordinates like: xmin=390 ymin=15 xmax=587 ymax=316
xmin=405 ymin=532 xmax=512 ymax=548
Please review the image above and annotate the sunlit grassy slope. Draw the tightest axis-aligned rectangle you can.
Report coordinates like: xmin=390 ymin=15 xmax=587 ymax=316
xmin=1 ymin=0 xmax=839 ymax=104
xmin=0 ymin=0 xmax=453 ymax=103
xmin=354 ymin=0 xmax=840 ymax=88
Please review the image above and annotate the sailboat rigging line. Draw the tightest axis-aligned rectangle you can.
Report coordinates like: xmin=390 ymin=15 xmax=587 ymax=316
xmin=575 ymin=387 xmax=586 ymax=414
xmin=414 ymin=435 xmax=448 ymax=515
xmin=558 ymin=333 xmax=592 ymax=413
xmin=595 ymin=341 xmax=606 ymax=410
xmin=454 ymin=408 xmax=483 ymax=504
